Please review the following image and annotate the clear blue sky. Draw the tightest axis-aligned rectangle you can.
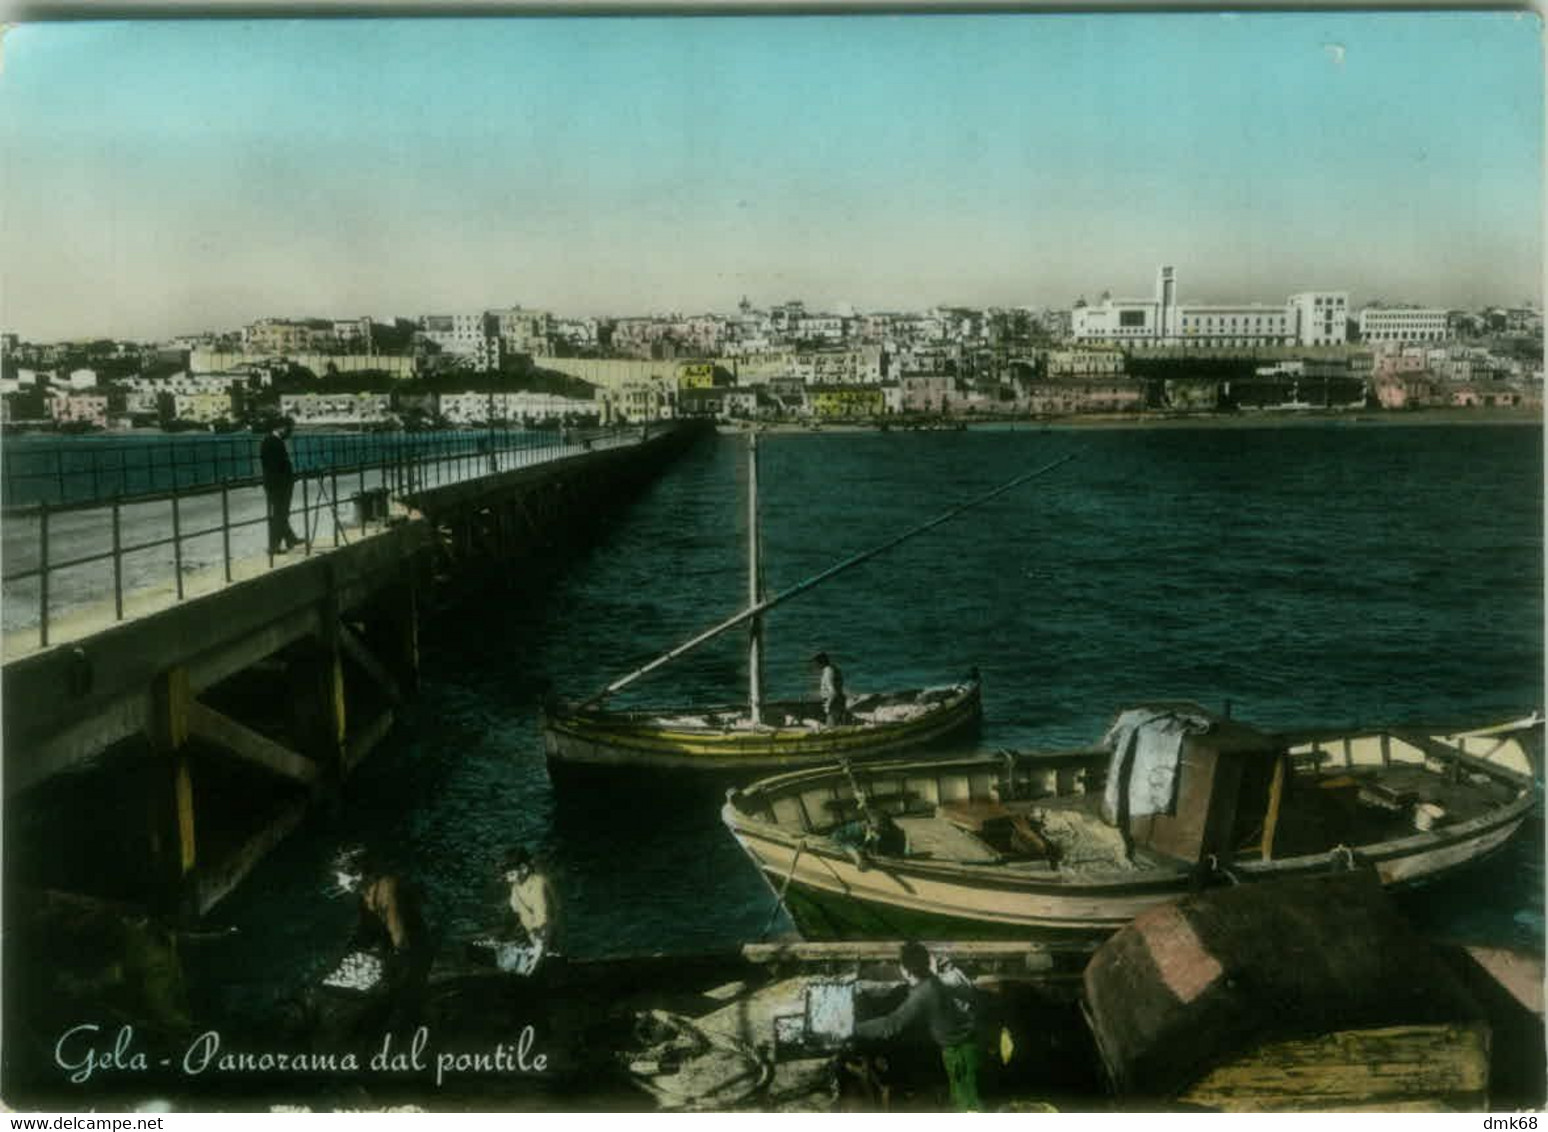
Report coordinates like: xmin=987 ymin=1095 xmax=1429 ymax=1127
xmin=0 ymin=12 xmax=1541 ymax=340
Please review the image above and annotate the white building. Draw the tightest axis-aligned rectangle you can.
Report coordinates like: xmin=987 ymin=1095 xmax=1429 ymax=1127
xmin=1046 ymin=347 xmax=1126 ymax=376
xmin=419 ymin=314 xmax=498 ymax=370
xmin=49 ymin=393 xmax=109 ymax=429
xmin=1359 ymin=307 xmax=1450 ymax=345
xmin=1073 ymin=267 xmax=1349 ymax=348
xmin=172 ymin=392 xmax=235 ymax=424
xmin=1178 ymin=305 xmax=1294 ymax=349
xmin=491 ymin=307 xmax=551 ymax=356
xmin=1287 ymin=292 xmax=1349 ymax=346
xmin=436 ymin=390 xmax=596 ymax=425
xmin=280 ymin=393 xmax=393 ymax=426
xmin=1071 ymin=266 xmax=1177 ymax=346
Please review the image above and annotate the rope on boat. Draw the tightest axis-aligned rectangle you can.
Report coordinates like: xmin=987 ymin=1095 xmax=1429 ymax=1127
xmin=1206 ymin=854 xmax=1241 ymax=886
xmin=761 ymin=837 xmax=807 ymax=940
xmin=1328 ymin=844 xmax=1357 ymax=872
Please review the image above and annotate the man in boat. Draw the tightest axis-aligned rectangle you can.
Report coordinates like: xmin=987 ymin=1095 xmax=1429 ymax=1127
xmin=853 ymin=941 xmax=981 ymax=1112
xmin=499 ymin=847 xmax=561 ymax=976
xmin=333 ymin=846 xmax=434 ymax=1033
xmin=813 ymin=652 xmax=848 ymax=726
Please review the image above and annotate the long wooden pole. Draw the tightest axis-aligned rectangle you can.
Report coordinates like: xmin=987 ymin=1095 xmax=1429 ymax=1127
xmin=747 ymin=431 xmax=765 ymax=726
xmin=579 ymin=451 xmax=1075 ymax=708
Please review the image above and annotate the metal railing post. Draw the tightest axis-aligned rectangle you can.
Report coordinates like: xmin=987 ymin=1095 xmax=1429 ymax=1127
xmin=38 ymin=501 xmax=50 ymax=647
xmin=331 ymin=467 xmax=340 ymax=547
xmin=301 ymin=473 xmax=312 ymax=556
xmin=171 ymin=482 xmax=185 ymax=600
xmin=112 ymin=496 xmax=124 ymax=620
xmin=221 ymin=483 xmax=232 ymax=583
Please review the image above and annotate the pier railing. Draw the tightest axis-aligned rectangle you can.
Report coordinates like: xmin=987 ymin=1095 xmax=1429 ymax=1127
xmin=2 ymin=424 xmax=647 ymax=650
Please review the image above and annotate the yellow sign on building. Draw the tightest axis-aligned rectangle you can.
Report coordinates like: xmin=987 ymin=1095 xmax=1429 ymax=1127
xmin=811 ymin=386 xmax=884 ymax=417
xmin=678 ymin=362 xmax=716 ymax=390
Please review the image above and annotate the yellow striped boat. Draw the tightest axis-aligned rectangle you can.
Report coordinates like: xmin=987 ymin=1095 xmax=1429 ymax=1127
xmin=542 ymin=676 xmax=982 ymax=773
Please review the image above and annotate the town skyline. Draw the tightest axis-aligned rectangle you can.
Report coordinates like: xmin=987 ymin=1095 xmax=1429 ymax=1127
xmin=1 ymin=12 xmax=1541 ymax=341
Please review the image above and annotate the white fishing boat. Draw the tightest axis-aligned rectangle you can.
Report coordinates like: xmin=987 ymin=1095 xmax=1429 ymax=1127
xmin=722 ymin=703 xmax=1541 ymax=939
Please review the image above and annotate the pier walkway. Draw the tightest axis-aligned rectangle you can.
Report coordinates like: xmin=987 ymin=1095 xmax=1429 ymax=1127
xmin=2 ymin=425 xmax=648 ymax=655
xmin=2 ymin=421 xmax=707 ymax=915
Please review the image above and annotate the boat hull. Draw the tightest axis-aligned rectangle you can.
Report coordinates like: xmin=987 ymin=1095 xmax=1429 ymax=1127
xmin=723 ymin=713 xmax=1542 ymax=940
xmin=745 ymin=800 xmax=1536 ymax=941
xmin=543 ymin=680 xmax=982 ymax=772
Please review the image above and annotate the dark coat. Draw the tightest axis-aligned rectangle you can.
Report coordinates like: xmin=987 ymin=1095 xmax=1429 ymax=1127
xmin=260 ymin=431 xmax=293 ymax=488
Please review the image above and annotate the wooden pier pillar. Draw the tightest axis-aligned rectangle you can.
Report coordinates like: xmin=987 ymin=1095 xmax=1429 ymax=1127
xmin=287 ymin=599 xmax=347 ymax=786
xmin=147 ymin=666 xmax=197 ymax=916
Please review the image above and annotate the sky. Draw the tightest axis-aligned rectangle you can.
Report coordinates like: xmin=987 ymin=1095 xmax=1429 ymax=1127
xmin=0 ymin=11 xmax=1542 ymax=341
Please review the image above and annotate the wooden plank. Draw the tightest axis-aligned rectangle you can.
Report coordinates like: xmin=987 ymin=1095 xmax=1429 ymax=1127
xmin=344 ymin=708 xmax=395 ymax=775
xmin=193 ymin=794 xmax=311 ymax=915
xmin=149 ymin=668 xmax=197 ymax=880
xmin=1179 ymin=1022 xmax=1490 ymax=1112
xmin=185 ymin=700 xmax=319 ymax=786
xmin=339 ymin=621 xmax=401 ymax=702
xmin=1260 ymin=755 xmax=1286 ymax=862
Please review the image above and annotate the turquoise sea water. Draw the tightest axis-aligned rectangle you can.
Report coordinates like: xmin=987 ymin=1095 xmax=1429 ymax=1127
xmin=61 ymin=421 xmax=1548 ymax=1020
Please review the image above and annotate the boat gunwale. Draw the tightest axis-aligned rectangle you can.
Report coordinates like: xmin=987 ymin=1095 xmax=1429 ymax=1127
xmin=543 ymin=679 xmax=982 ymax=763
xmin=549 ymin=679 xmax=979 ymax=731
xmin=722 ymin=720 xmax=1541 ymax=890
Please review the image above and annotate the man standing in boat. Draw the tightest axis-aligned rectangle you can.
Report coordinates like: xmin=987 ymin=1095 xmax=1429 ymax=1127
xmin=853 ymin=941 xmax=981 ymax=1111
xmin=813 ymin=652 xmax=848 ymax=726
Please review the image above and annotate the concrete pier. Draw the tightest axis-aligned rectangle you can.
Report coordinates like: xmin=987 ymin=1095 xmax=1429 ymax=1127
xmin=2 ymin=421 xmax=709 ymax=915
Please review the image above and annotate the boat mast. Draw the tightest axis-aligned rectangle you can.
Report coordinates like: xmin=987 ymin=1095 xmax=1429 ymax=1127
xmin=578 ymin=452 xmax=1074 ymax=708
xmin=747 ymin=430 xmax=765 ymax=726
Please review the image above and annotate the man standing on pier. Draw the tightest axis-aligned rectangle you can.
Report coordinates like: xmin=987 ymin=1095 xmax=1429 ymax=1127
xmin=260 ymin=417 xmax=301 ymax=555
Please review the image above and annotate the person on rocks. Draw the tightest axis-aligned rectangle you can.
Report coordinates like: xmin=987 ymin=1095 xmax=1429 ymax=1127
xmin=500 ymin=847 xmax=561 ymax=976
xmin=333 ymin=847 xmax=433 ymax=1033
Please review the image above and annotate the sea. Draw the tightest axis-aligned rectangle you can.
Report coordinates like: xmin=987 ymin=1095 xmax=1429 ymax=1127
xmin=14 ymin=420 xmax=1548 ymax=1026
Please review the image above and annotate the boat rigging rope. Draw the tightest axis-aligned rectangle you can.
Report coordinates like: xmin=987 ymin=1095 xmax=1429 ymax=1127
xmin=761 ymin=837 xmax=807 ymax=941
xmin=580 ymin=452 xmax=1076 ymax=707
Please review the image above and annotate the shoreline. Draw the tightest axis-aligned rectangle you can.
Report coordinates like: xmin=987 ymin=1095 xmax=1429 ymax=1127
xmin=719 ymin=406 xmax=1543 ymax=434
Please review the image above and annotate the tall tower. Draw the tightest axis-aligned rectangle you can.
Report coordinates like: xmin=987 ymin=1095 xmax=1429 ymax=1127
xmin=1156 ymin=265 xmax=1178 ymax=342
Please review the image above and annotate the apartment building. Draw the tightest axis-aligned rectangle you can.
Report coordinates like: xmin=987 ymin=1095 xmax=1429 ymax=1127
xmin=170 ymin=391 xmax=235 ymax=424
xmin=809 ymin=384 xmax=885 ymax=418
xmin=49 ymin=393 xmax=110 ymax=429
xmin=1045 ymin=347 xmax=1126 ymax=377
xmin=1358 ymin=307 xmax=1449 ymax=345
xmin=280 ymin=393 xmax=393 ymax=426
xmin=1287 ymin=293 xmax=1349 ymax=346
xmin=491 ymin=307 xmax=551 ymax=356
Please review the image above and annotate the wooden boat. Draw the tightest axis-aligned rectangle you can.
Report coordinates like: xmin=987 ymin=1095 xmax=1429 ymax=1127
xmin=542 ymin=436 xmax=1066 ymax=774
xmin=542 ymin=677 xmax=982 ymax=772
xmin=721 ymin=702 xmax=1541 ymax=940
